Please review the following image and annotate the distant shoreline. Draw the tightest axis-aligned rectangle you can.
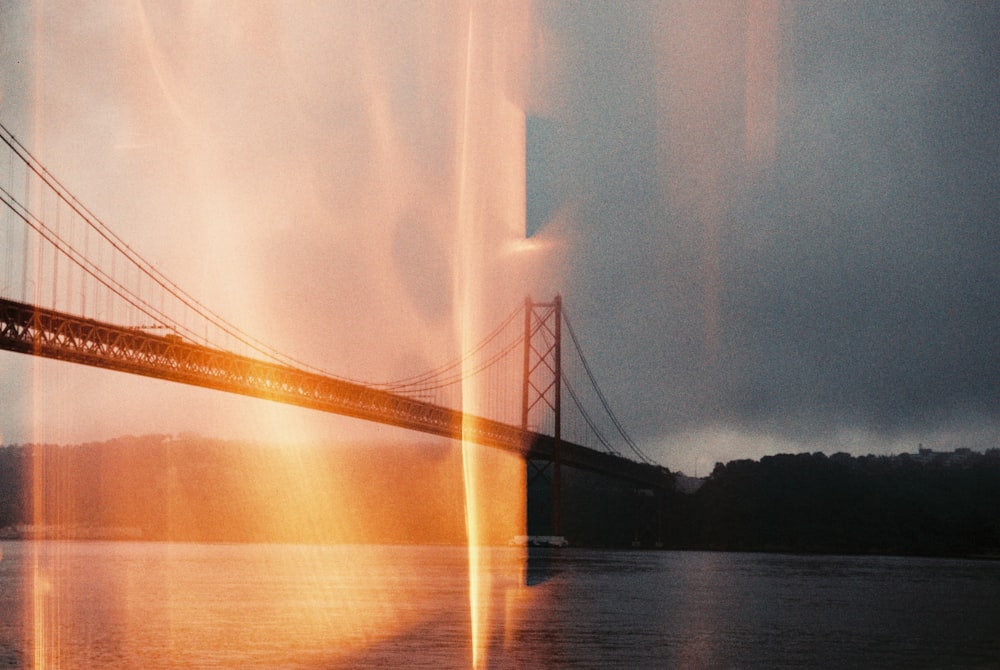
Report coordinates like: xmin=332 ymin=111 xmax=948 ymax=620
xmin=2 ymin=534 xmax=999 ymax=564
xmin=2 ymin=436 xmax=999 ymax=556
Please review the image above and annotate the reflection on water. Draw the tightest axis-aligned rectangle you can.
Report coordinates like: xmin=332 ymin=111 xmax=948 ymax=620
xmin=2 ymin=542 xmax=1000 ymax=668
xmin=1 ymin=542 xmax=529 ymax=668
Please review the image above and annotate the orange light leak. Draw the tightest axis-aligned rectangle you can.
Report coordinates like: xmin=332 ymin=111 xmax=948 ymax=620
xmin=745 ymin=0 xmax=782 ymax=172
xmin=655 ymin=0 xmax=785 ymax=363
xmin=452 ymin=5 xmax=533 ymax=666
xmin=17 ymin=0 xmax=543 ymax=666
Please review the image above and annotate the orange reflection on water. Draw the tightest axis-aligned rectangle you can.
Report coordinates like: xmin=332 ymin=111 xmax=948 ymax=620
xmin=18 ymin=437 xmax=531 ymax=666
xmin=18 ymin=540 xmax=537 ymax=668
xmin=459 ymin=437 xmax=527 ymax=667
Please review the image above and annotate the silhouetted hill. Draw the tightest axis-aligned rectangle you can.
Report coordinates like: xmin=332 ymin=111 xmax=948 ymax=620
xmin=2 ymin=437 xmax=999 ymax=556
xmin=664 ymin=450 xmax=1000 ymax=557
xmin=0 ymin=435 xmax=485 ymax=545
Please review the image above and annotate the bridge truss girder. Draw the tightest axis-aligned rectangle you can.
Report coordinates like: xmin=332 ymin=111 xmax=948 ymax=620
xmin=0 ymin=296 xmax=671 ymax=491
xmin=0 ymin=297 xmax=523 ymax=447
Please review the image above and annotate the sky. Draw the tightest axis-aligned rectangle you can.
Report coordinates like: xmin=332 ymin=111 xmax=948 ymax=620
xmin=1 ymin=1 xmax=998 ymax=474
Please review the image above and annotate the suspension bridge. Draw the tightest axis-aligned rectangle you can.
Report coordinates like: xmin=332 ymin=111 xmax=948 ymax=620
xmin=0 ymin=120 xmax=671 ymax=542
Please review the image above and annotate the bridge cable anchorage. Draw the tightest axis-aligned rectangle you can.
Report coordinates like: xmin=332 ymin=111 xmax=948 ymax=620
xmin=0 ymin=120 xmax=375 ymax=385
xmin=561 ymin=310 xmax=655 ymax=465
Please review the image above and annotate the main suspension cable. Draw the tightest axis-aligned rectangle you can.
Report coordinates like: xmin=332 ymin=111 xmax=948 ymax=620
xmin=562 ymin=309 xmax=654 ymax=464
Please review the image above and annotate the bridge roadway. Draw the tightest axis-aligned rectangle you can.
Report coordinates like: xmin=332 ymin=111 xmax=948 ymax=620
xmin=0 ymin=297 xmax=669 ymax=489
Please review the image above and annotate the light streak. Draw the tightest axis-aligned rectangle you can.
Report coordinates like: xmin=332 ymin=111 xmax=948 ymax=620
xmin=655 ymin=1 xmax=786 ymax=363
xmin=455 ymin=8 xmax=487 ymax=666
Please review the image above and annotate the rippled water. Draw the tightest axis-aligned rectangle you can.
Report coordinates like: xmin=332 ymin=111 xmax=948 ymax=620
xmin=1 ymin=541 xmax=999 ymax=668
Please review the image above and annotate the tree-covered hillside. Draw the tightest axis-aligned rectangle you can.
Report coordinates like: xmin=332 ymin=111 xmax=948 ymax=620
xmin=665 ymin=450 xmax=1000 ymax=557
xmin=2 ymin=437 xmax=999 ymax=557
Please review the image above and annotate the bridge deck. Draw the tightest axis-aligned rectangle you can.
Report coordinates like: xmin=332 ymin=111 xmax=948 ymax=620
xmin=0 ymin=297 xmax=669 ymax=488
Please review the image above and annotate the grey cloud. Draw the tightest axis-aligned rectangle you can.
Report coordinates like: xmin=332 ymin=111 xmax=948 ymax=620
xmin=533 ymin=1 xmax=1000 ymax=460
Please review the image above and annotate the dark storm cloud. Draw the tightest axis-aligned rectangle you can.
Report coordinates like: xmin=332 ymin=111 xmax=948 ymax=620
xmin=721 ymin=2 xmax=1000 ymax=437
xmin=534 ymin=1 xmax=1000 ymax=454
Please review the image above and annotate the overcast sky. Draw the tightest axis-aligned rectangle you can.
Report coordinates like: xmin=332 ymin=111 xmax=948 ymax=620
xmin=1 ymin=2 xmax=998 ymax=474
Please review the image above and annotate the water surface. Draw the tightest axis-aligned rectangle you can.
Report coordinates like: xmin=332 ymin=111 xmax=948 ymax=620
xmin=1 ymin=541 xmax=998 ymax=668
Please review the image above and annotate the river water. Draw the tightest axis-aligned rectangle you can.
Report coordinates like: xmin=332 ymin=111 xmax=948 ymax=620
xmin=1 ymin=541 xmax=998 ymax=668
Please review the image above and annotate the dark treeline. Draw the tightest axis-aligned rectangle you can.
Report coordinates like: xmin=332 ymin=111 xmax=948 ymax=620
xmin=2 ymin=437 xmax=999 ymax=557
xmin=555 ymin=449 xmax=1000 ymax=557
xmin=658 ymin=450 xmax=1000 ymax=557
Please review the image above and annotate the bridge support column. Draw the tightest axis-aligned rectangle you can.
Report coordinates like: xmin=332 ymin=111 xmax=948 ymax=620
xmin=522 ymin=296 xmax=562 ymax=539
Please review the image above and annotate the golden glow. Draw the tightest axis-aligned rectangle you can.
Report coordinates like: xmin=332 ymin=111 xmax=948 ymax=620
xmin=461 ymin=441 xmax=485 ymax=668
xmin=131 ymin=0 xmax=194 ymax=131
xmin=455 ymin=10 xmax=486 ymax=666
xmin=450 ymin=4 xmax=533 ymax=666
xmin=19 ymin=0 xmax=540 ymax=664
